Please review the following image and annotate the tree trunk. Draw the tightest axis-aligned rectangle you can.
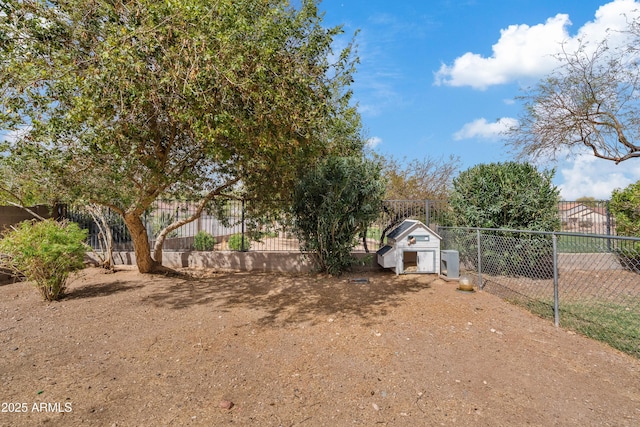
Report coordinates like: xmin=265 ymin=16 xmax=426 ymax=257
xmin=123 ymin=212 xmax=157 ymax=273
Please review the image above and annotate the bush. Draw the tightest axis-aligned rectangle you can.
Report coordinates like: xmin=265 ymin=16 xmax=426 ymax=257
xmin=610 ymin=181 xmax=640 ymax=272
xmin=0 ymin=219 xmax=88 ymax=301
xmin=193 ymin=231 xmax=216 ymax=251
xmin=228 ymin=233 xmax=250 ymax=251
xmin=292 ymin=156 xmax=385 ymax=275
xmin=450 ymin=162 xmax=560 ymax=230
xmin=450 ymin=162 xmax=560 ymax=279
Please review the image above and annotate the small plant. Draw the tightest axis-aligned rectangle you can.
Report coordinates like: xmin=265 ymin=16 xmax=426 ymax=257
xmin=0 ymin=219 xmax=88 ymax=301
xmin=193 ymin=231 xmax=216 ymax=251
xmin=228 ymin=233 xmax=250 ymax=251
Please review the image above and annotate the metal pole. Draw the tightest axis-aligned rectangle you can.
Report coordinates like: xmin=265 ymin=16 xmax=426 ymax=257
xmin=425 ymin=200 xmax=430 ymax=226
xmin=553 ymin=233 xmax=560 ymax=327
xmin=606 ymin=201 xmax=612 ymax=252
xmin=476 ymin=229 xmax=483 ymax=290
xmin=241 ymin=199 xmax=246 ymax=252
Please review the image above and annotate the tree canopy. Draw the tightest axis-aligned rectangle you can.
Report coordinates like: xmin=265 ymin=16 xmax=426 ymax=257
xmin=0 ymin=0 xmax=362 ymax=272
xmin=292 ymin=156 xmax=385 ymax=275
xmin=372 ymin=153 xmax=459 ymax=201
xmin=610 ymin=180 xmax=640 ymax=238
xmin=507 ymin=18 xmax=640 ymax=164
xmin=450 ymin=162 xmax=560 ymax=231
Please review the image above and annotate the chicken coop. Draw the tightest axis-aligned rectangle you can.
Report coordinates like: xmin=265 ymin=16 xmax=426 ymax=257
xmin=376 ymin=219 xmax=442 ymax=275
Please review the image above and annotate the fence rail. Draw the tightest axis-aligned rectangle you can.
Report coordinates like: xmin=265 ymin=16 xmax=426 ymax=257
xmin=439 ymin=226 xmax=640 ymax=359
xmin=63 ymin=199 xmax=619 ymax=253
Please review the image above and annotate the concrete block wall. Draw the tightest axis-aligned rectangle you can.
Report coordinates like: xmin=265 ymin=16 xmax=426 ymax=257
xmin=86 ymin=251 xmax=382 ymax=274
xmin=0 ymin=205 xmax=55 ymax=233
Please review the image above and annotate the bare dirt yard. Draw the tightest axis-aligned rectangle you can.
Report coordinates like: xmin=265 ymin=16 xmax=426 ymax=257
xmin=1 ymin=267 xmax=639 ymax=426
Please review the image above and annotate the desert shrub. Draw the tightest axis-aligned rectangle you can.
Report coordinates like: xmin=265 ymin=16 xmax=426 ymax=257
xmin=610 ymin=181 xmax=640 ymax=272
xmin=228 ymin=233 xmax=250 ymax=251
xmin=449 ymin=162 xmax=560 ymax=279
xmin=0 ymin=219 xmax=87 ymax=301
xmin=450 ymin=162 xmax=560 ymax=230
xmin=193 ymin=231 xmax=216 ymax=251
xmin=292 ymin=156 xmax=385 ymax=275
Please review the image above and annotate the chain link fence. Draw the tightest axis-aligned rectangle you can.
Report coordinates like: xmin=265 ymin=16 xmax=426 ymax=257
xmin=439 ymin=227 xmax=640 ymax=359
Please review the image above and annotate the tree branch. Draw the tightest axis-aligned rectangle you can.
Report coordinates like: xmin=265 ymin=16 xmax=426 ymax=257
xmin=152 ymin=177 xmax=241 ymax=261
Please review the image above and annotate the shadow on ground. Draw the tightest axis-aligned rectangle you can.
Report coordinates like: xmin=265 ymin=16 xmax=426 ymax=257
xmin=140 ymin=271 xmax=435 ymax=327
xmin=66 ymin=280 xmax=146 ymax=300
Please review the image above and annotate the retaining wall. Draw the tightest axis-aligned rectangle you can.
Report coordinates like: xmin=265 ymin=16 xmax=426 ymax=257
xmin=86 ymin=251 xmax=382 ymax=274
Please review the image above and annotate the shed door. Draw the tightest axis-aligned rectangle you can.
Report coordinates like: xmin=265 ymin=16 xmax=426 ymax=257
xmin=401 ymin=250 xmax=436 ymax=274
xmin=417 ymin=250 xmax=436 ymax=273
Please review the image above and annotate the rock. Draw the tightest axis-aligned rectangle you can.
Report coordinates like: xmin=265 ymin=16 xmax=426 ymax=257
xmin=219 ymin=400 xmax=234 ymax=410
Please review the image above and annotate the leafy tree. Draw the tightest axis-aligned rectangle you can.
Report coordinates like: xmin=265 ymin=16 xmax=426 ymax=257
xmin=450 ymin=162 xmax=560 ymax=230
xmin=371 ymin=152 xmax=460 ymax=200
xmin=376 ymin=153 xmax=460 ymax=201
xmin=508 ymin=22 xmax=640 ymax=164
xmin=610 ymin=180 xmax=640 ymax=272
xmin=0 ymin=0 xmax=360 ymax=273
xmin=0 ymin=219 xmax=87 ymax=301
xmin=449 ymin=162 xmax=560 ymax=279
xmin=292 ymin=156 xmax=385 ymax=275
xmin=370 ymin=153 xmax=459 ymax=241
xmin=610 ymin=181 xmax=640 ymax=237
xmin=576 ymin=196 xmax=599 ymax=207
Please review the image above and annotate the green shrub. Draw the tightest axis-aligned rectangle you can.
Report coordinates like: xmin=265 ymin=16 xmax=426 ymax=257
xmin=193 ymin=231 xmax=216 ymax=251
xmin=228 ymin=233 xmax=250 ymax=251
xmin=610 ymin=180 xmax=640 ymax=236
xmin=0 ymin=219 xmax=88 ymax=301
xmin=450 ymin=162 xmax=560 ymax=230
xmin=449 ymin=162 xmax=560 ymax=279
xmin=610 ymin=180 xmax=640 ymax=273
xmin=291 ymin=156 xmax=385 ymax=275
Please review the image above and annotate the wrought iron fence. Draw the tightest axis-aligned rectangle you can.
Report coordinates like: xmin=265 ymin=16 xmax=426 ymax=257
xmin=65 ymin=199 xmax=454 ymax=253
xmin=439 ymin=227 xmax=640 ymax=359
xmin=558 ymin=200 xmax=614 ymax=235
xmin=64 ymin=199 xmax=618 ymax=253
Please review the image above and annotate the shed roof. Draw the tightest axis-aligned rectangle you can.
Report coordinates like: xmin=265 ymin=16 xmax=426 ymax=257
xmin=376 ymin=245 xmax=393 ymax=256
xmin=387 ymin=219 xmax=441 ymax=240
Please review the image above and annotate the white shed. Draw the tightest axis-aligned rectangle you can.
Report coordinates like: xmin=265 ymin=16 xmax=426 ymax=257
xmin=376 ymin=219 xmax=442 ymax=275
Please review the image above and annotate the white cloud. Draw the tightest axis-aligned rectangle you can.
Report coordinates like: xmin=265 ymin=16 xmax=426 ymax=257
xmin=453 ymin=117 xmax=517 ymax=140
xmin=434 ymin=0 xmax=640 ymax=90
xmin=366 ymin=136 xmax=383 ymax=148
xmin=557 ymin=154 xmax=640 ymax=200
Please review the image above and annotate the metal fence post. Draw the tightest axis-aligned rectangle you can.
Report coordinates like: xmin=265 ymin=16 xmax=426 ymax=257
xmin=241 ymin=199 xmax=246 ymax=252
xmin=425 ymin=200 xmax=430 ymax=226
xmin=553 ymin=233 xmax=559 ymax=327
xmin=606 ymin=201 xmax=612 ymax=252
xmin=476 ymin=229 xmax=483 ymax=290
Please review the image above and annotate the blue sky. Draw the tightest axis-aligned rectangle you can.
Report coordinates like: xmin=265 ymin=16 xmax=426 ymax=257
xmin=320 ymin=0 xmax=640 ymax=200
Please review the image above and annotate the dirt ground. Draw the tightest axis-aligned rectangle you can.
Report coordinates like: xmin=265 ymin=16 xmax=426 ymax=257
xmin=1 ymin=267 xmax=639 ymax=427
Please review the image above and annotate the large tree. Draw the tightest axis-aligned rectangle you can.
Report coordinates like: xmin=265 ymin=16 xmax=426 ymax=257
xmin=507 ymin=20 xmax=640 ymax=164
xmin=0 ymin=0 xmax=361 ymax=272
xmin=372 ymin=153 xmax=459 ymax=201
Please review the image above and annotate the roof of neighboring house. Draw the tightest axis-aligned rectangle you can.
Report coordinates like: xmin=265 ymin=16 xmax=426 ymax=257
xmin=560 ymin=203 xmax=608 ymax=218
